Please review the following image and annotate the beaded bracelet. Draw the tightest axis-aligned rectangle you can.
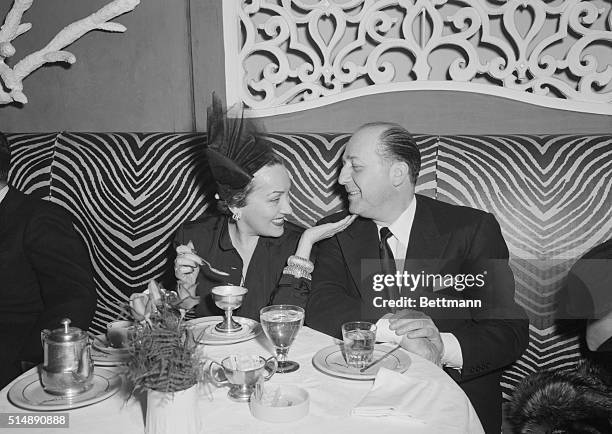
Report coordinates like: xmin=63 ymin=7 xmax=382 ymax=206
xmin=287 ymin=255 xmax=314 ymax=273
xmin=282 ymin=265 xmax=312 ymax=281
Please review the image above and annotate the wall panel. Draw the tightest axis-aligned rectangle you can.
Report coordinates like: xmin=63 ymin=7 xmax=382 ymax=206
xmin=1 ymin=0 xmax=193 ymax=132
xmin=0 ymin=1 xmax=610 ymax=134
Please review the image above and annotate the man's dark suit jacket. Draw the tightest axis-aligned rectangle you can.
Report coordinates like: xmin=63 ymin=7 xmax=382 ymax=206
xmin=0 ymin=188 xmax=97 ymax=389
xmin=306 ymin=194 xmax=529 ymax=434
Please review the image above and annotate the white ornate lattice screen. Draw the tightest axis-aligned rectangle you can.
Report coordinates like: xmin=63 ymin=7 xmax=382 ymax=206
xmin=222 ymin=0 xmax=612 ymax=116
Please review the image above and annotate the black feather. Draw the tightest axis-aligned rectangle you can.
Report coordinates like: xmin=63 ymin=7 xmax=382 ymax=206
xmin=205 ymin=94 xmax=272 ymax=200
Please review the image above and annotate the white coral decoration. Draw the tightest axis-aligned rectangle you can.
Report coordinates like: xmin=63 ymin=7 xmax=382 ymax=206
xmin=0 ymin=0 xmax=140 ymax=104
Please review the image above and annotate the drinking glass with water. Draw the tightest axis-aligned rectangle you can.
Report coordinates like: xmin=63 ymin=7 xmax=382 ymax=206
xmin=341 ymin=321 xmax=377 ymax=368
xmin=260 ymin=305 xmax=304 ymax=373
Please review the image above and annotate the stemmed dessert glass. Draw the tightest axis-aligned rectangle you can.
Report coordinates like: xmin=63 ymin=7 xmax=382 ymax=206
xmin=211 ymin=285 xmax=248 ymax=333
xmin=259 ymin=305 xmax=304 ymax=373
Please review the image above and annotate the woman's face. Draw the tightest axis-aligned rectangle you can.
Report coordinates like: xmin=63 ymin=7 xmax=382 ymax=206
xmin=234 ymin=164 xmax=292 ymax=237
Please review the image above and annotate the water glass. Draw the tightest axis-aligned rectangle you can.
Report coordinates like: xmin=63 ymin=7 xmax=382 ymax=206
xmin=341 ymin=321 xmax=376 ymax=368
xmin=260 ymin=305 xmax=304 ymax=373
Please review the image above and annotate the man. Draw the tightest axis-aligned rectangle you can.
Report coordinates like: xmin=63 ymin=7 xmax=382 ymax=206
xmin=0 ymin=133 xmax=97 ymax=389
xmin=306 ymin=123 xmax=529 ymax=433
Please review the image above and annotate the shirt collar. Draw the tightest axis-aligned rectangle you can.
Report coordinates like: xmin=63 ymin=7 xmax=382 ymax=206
xmin=0 ymin=185 xmax=9 ymax=205
xmin=376 ymin=195 xmax=416 ymax=247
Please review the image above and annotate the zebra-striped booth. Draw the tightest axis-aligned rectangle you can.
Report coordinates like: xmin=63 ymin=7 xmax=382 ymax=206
xmin=6 ymin=132 xmax=612 ymax=399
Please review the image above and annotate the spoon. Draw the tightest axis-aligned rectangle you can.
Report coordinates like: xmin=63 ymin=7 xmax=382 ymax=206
xmin=200 ymin=258 xmax=230 ymax=277
xmin=181 ymin=258 xmax=230 ymax=277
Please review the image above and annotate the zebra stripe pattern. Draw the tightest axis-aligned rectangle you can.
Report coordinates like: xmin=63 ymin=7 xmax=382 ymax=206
xmin=436 ymin=134 xmax=612 ymax=398
xmin=5 ymin=133 xmax=56 ymax=199
xmin=5 ymin=132 xmax=611 ymax=399
xmin=50 ymin=133 xmax=212 ymax=332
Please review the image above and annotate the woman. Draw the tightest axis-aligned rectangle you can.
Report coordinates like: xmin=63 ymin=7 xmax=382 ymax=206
xmin=172 ymin=97 xmax=354 ymax=320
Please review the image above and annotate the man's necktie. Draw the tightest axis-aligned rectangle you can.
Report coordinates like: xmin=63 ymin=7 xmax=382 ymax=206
xmin=379 ymin=227 xmax=400 ymax=313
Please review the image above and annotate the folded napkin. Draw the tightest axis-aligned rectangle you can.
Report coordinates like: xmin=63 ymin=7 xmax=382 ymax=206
xmin=351 ymin=368 xmax=443 ymax=423
xmin=375 ymin=318 xmax=402 ymax=344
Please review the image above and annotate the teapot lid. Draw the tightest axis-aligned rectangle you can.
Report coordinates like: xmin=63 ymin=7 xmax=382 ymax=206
xmin=47 ymin=318 xmax=87 ymax=342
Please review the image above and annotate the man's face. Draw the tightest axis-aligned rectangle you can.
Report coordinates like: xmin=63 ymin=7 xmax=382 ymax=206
xmin=338 ymin=126 xmax=395 ymax=221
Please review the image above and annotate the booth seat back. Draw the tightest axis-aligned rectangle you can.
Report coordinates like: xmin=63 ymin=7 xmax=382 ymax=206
xmin=6 ymin=132 xmax=612 ymax=400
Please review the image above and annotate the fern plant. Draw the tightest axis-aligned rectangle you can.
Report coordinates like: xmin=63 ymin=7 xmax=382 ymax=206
xmin=126 ymin=281 xmax=204 ymax=393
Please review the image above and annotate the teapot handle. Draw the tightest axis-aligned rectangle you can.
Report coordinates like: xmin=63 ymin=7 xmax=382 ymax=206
xmin=75 ymin=341 xmax=92 ymax=380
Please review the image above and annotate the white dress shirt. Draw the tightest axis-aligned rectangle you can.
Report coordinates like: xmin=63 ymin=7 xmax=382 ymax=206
xmin=376 ymin=196 xmax=463 ymax=369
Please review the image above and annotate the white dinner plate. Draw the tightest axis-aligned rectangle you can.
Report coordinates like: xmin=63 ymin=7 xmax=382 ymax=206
xmin=312 ymin=344 xmax=411 ymax=380
xmin=8 ymin=368 xmax=122 ymax=411
xmin=186 ymin=316 xmax=261 ymax=345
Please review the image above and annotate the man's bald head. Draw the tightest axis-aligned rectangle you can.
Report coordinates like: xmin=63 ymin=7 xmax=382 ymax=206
xmin=358 ymin=122 xmax=421 ymax=185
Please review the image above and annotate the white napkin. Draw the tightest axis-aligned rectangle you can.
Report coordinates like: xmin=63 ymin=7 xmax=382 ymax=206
xmin=375 ymin=318 xmax=402 ymax=344
xmin=351 ymin=368 xmax=442 ymax=423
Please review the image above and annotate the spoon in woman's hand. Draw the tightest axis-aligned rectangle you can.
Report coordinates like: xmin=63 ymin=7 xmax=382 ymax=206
xmin=176 ymin=241 xmax=230 ymax=277
xmin=199 ymin=258 xmax=230 ymax=277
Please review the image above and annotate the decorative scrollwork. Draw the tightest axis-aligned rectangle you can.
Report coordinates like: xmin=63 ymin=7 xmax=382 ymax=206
xmin=223 ymin=0 xmax=612 ymax=115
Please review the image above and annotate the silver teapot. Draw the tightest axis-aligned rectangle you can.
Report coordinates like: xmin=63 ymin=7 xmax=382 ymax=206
xmin=40 ymin=318 xmax=94 ymax=396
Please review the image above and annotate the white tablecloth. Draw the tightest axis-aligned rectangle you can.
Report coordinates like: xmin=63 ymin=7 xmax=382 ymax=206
xmin=0 ymin=326 xmax=483 ymax=434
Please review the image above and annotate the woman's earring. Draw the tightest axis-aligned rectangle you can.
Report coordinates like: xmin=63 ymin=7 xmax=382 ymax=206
xmin=232 ymin=211 xmax=241 ymax=221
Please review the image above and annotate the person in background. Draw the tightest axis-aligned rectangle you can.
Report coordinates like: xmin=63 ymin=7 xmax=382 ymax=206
xmin=170 ymin=96 xmax=354 ymax=320
xmin=306 ymin=122 xmax=529 ymax=433
xmin=513 ymin=240 xmax=612 ymax=433
xmin=562 ymin=239 xmax=612 ymax=371
xmin=0 ymin=132 xmax=97 ymax=389
xmin=508 ymin=360 xmax=612 ymax=433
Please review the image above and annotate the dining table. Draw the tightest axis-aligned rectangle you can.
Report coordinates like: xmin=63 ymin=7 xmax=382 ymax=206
xmin=0 ymin=325 xmax=484 ymax=434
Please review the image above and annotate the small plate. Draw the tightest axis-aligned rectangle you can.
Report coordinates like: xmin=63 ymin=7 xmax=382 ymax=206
xmin=91 ymin=346 xmax=130 ymax=366
xmin=92 ymin=335 xmax=130 ymax=356
xmin=186 ymin=316 xmax=261 ymax=345
xmin=8 ymin=368 xmax=122 ymax=411
xmin=312 ymin=344 xmax=411 ymax=380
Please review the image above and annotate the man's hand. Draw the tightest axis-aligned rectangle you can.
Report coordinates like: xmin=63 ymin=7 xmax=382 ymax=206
xmin=389 ymin=309 xmax=444 ymax=366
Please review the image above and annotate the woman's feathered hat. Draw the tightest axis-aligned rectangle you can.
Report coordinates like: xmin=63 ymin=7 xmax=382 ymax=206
xmin=205 ymin=94 xmax=273 ymax=201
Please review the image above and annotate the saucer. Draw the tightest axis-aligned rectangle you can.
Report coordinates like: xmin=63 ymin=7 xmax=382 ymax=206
xmin=91 ymin=345 xmax=130 ymax=366
xmin=312 ymin=344 xmax=411 ymax=380
xmin=186 ymin=316 xmax=261 ymax=345
xmin=92 ymin=335 xmax=130 ymax=356
xmin=8 ymin=368 xmax=122 ymax=411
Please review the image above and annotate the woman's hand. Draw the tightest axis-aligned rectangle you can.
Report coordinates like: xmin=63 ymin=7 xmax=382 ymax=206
xmin=295 ymin=214 xmax=357 ymax=259
xmin=174 ymin=241 xmax=203 ymax=289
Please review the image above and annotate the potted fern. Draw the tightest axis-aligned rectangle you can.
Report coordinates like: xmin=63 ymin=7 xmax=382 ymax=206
xmin=127 ymin=281 xmax=207 ymax=434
